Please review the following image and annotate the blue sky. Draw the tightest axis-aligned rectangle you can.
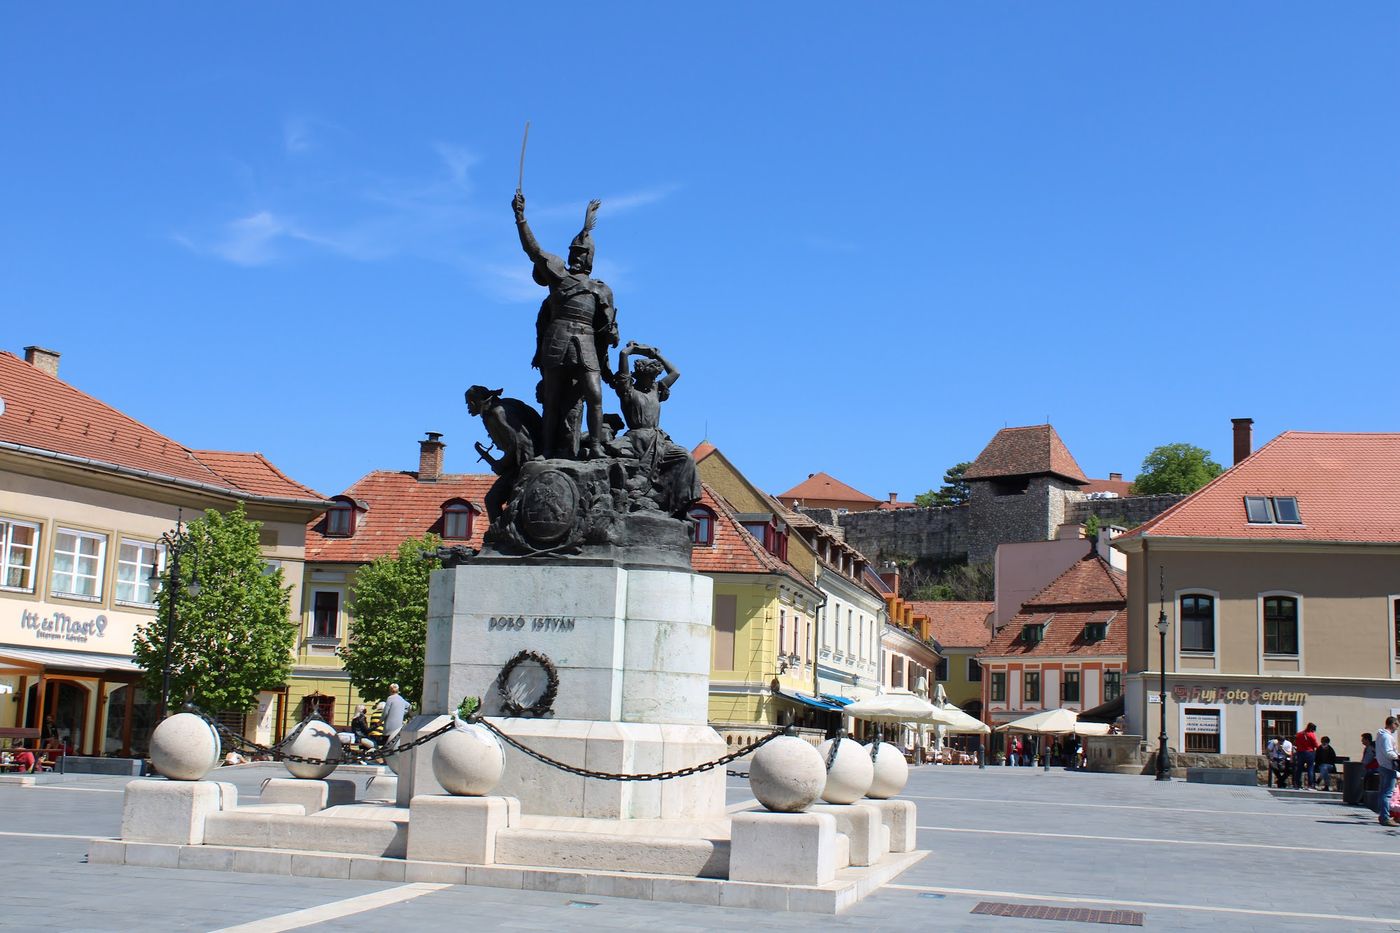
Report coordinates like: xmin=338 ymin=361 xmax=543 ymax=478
xmin=4 ymin=4 xmax=1397 ymax=502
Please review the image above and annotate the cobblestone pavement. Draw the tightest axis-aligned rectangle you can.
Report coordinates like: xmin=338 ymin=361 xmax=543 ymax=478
xmin=4 ymin=763 xmax=1400 ymax=931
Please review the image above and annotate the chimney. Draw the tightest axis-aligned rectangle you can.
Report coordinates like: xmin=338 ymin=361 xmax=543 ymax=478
xmin=878 ymin=561 xmax=901 ymax=596
xmin=1231 ymin=418 xmax=1253 ymax=465
xmin=23 ymin=346 xmax=60 ymax=378
xmin=1109 ymin=472 xmax=1122 ymax=482
xmin=888 ymin=492 xmax=898 ymax=504
xmin=418 ymin=432 xmax=445 ymax=481
xmin=807 ymin=473 xmax=815 ymax=479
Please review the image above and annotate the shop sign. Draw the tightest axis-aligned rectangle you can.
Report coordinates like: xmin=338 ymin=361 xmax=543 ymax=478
xmin=1172 ymin=685 xmax=1306 ymax=705
xmin=1184 ymin=713 xmax=1220 ymax=734
xmin=19 ymin=608 xmax=108 ymax=645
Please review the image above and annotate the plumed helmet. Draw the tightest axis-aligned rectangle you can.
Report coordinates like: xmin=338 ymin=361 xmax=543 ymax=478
xmin=568 ymin=199 xmax=601 ymax=272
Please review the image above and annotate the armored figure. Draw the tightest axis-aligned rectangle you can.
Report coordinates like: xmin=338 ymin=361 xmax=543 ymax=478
xmin=609 ymin=342 xmax=700 ymax=518
xmin=513 ymin=191 xmax=618 ymax=460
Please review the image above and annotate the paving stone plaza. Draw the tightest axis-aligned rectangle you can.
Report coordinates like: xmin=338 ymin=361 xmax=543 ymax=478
xmin=5 ymin=764 xmax=1399 ymax=931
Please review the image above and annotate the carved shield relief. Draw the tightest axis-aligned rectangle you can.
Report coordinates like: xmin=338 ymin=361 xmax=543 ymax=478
xmin=516 ymin=469 xmax=580 ymax=546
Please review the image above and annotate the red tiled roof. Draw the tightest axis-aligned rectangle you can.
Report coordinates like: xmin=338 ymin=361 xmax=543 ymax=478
xmin=907 ymin=601 xmax=994 ymax=649
xmin=963 ymin=425 xmax=1088 ymax=485
xmin=1119 ymin=432 xmax=1400 ymax=544
xmin=776 ymin=472 xmax=881 ymax=505
xmin=980 ymin=609 xmax=1127 ymax=658
xmin=1082 ymin=477 xmax=1134 ymax=497
xmin=191 ymin=450 xmax=323 ymax=501
xmin=1024 ymin=552 xmax=1127 ymax=609
xmin=692 ymin=483 xmax=813 ymax=589
xmin=307 ymin=472 xmax=495 ymax=562
xmin=692 ymin=441 xmax=717 ymax=462
xmin=0 ymin=350 xmax=324 ymax=504
xmin=980 ymin=552 xmax=1127 ymax=659
xmin=878 ymin=499 xmax=917 ymax=510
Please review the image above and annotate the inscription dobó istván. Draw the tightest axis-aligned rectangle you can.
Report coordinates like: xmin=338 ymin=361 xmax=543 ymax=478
xmin=487 ymin=615 xmax=576 ymax=632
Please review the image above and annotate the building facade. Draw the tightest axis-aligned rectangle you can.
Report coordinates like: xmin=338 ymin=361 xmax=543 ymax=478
xmin=0 ymin=347 xmax=327 ymax=755
xmin=1113 ymin=430 xmax=1400 ymax=762
xmin=910 ymin=600 xmax=993 ymax=717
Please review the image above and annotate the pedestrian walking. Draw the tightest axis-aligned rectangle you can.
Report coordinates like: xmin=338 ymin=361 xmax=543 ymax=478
xmin=382 ymin=683 xmax=411 ymax=739
xmin=1373 ymin=717 xmax=1398 ymax=826
xmin=1293 ymin=722 xmax=1320 ymax=789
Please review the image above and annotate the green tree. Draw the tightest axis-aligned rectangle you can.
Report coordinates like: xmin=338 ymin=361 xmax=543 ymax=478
xmin=1132 ymin=443 xmax=1224 ymax=495
xmin=914 ymin=461 xmax=973 ymax=508
xmin=338 ymin=534 xmax=441 ymax=705
xmin=133 ymin=503 xmax=295 ymax=715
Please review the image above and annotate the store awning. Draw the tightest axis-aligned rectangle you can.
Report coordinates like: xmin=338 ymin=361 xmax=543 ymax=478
xmin=820 ymin=693 xmax=855 ymax=707
xmin=1077 ymin=694 xmax=1124 ymax=724
xmin=0 ymin=644 xmax=141 ymax=675
xmin=777 ymin=690 xmax=845 ymax=712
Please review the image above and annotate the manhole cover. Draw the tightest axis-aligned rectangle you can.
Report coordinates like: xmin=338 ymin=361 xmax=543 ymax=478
xmin=971 ymin=902 xmax=1144 ymax=926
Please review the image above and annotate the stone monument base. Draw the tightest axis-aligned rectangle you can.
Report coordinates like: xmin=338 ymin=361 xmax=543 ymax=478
xmin=396 ymin=716 xmax=726 ymax=820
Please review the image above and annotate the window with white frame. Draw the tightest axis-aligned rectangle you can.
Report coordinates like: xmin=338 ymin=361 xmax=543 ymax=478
xmin=1183 ymin=708 xmax=1221 ymax=753
xmin=968 ymin=657 xmax=982 ymax=682
xmin=0 ymin=518 xmax=40 ymax=592
xmin=1263 ymin=595 xmax=1299 ymax=656
xmin=115 ymin=538 xmax=160 ymax=605
xmin=51 ymin=528 xmax=106 ymax=600
xmin=312 ymin=591 xmax=340 ymax=639
xmin=1180 ymin=594 xmax=1215 ymax=653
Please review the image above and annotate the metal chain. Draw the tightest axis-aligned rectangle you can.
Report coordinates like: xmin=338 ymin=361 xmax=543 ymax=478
xmin=183 ymin=703 xmax=783 ymax=780
xmin=467 ymin=714 xmax=785 ymax=783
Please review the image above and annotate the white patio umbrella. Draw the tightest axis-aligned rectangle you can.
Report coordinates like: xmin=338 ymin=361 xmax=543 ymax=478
xmin=937 ymin=704 xmax=992 ymax=735
xmin=997 ymin=707 xmax=1085 ymax=735
xmin=843 ymin=690 xmax=960 ymax=726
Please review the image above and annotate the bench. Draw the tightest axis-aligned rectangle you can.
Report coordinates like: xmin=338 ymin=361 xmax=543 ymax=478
xmin=1186 ymin=767 xmax=1256 ymax=786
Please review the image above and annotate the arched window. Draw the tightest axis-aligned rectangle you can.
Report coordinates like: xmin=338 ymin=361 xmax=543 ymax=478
xmin=441 ymin=501 xmax=475 ymax=540
xmin=688 ymin=506 xmax=716 ymax=546
xmin=325 ymin=497 xmax=356 ymax=537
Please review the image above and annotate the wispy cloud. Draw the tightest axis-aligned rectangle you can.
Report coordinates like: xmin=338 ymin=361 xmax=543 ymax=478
xmin=177 ymin=124 xmax=674 ymax=286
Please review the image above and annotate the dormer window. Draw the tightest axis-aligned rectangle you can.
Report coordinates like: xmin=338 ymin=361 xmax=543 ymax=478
xmin=1021 ymin=623 xmax=1045 ymax=646
xmin=325 ymin=497 xmax=357 ymax=537
xmin=741 ymin=519 xmax=788 ymax=561
xmin=1083 ymin=621 xmax=1107 ymax=643
xmin=441 ymin=500 xmax=475 ymax=540
xmin=688 ymin=506 xmax=716 ymax=546
xmin=1244 ymin=496 xmax=1302 ymax=525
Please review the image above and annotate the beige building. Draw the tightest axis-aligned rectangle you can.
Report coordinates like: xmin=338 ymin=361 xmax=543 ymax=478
xmin=1113 ymin=427 xmax=1400 ymax=762
xmin=0 ymin=347 xmax=327 ymax=756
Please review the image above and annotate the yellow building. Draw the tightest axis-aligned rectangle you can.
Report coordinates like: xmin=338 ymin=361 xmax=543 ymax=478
xmin=297 ymin=434 xmax=491 ymax=735
xmin=0 ymin=347 xmax=327 ymax=755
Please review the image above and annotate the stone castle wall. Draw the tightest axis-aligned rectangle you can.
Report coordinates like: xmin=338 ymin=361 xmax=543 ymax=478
xmin=817 ymin=490 xmax=1183 ymax=568
xmin=1068 ymin=493 xmax=1186 ymax=528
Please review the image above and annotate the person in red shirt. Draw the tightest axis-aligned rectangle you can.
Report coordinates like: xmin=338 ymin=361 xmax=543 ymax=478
xmin=1293 ymin=723 xmax=1321 ymax=789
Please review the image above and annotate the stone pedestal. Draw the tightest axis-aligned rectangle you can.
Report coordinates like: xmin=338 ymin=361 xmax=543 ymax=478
xmin=407 ymin=561 xmax=727 ymax=819
xmin=260 ymin=778 xmax=356 ymax=814
xmin=858 ymin=799 xmax=917 ymax=853
xmin=406 ymin=795 xmax=520 ymax=864
xmin=729 ymin=811 xmax=838 ymax=885
xmin=121 ymin=780 xmax=231 ymax=845
xmin=422 ymin=562 xmax=712 ymax=724
xmin=810 ymin=803 xmax=889 ymax=867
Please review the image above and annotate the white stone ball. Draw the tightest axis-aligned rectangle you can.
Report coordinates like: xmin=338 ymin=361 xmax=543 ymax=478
xmin=749 ymin=735 xmax=827 ymax=812
xmin=150 ymin=712 xmax=221 ymax=781
xmin=284 ymin=720 xmax=341 ymax=780
xmin=867 ymin=741 xmax=910 ymax=799
xmin=432 ymin=723 xmax=505 ymax=796
xmin=815 ymin=736 xmax=875 ymax=804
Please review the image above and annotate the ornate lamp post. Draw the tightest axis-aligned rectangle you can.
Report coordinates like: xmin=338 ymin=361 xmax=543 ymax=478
xmin=1155 ymin=568 xmax=1171 ymax=782
xmin=149 ymin=511 xmax=200 ymax=720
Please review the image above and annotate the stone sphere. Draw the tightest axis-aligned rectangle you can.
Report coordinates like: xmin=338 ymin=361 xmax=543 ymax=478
xmin=815 ymin=736 xmax=875 ymax=804
xmin=867 ymin=741 xmax=910 ymax=799
xmin=150 ymin=712 xmax=221 ymax=781
xmin=749 ymin=735 xmax=827 ymax=812
xmin=284 ymin=720 xmax=341 ymax=780
xmin=432 ymin=723 xmax=505 ymax=796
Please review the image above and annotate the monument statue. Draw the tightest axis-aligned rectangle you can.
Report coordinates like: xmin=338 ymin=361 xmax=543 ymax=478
xmin=465 ymin=385 xmax=543 ymax=524
xmin=512 ymin=191 xmax=617 ymax=460
xmin=608 ymin=341 xmax=701 ymax=518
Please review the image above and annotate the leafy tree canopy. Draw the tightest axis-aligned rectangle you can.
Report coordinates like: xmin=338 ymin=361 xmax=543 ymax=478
xmin=1132 ymin=443 xmax=1223 ymax=495
xmin=339 ymin=534 xmax=441 ymax=706
xmin=132 ymin=503 xmax=294 ymax=715
xmin=900 ymin=559 xmax=995 ymax=602
xmin=914 ymin=461 xmax=973 ymax=509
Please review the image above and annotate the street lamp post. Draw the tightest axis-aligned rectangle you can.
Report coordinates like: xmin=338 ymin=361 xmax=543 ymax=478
xmin=151 ymin=511 xmax=200 ymax=721
xmin=1156 ymin=569 xmax=1171 ymax=782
